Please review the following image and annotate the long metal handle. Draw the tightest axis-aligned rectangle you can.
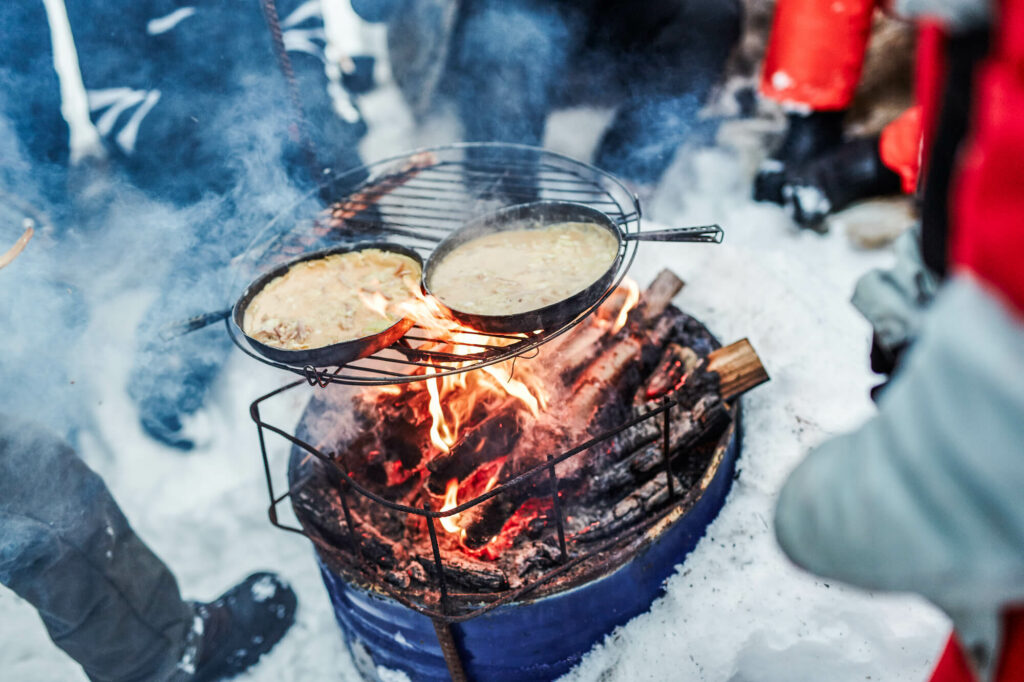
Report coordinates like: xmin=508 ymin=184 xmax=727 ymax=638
xmin=624 ymin=224 xmax=723 ymax=243
xmin=159 ymin=309 xmax=231 ymax=342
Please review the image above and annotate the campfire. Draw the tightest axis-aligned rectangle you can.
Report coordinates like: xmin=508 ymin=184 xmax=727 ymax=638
xmin=238 ymin=144 xmax=770 ymax=680
xmin=288 ymin=268 xmax=766 ymax=605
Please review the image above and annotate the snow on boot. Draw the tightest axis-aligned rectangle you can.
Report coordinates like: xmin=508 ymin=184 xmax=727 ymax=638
xmin=186 ymin=573 xmax=297 ymax=682
xmin=781 ymin=135 xmax=902 ymax=231
xmin=754 ymin=110 xmax=845 ymax=204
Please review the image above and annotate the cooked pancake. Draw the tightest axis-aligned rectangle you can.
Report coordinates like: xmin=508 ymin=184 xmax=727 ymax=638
xmin=429 ymin=222 xmax=618 ymax=315
xmin=243 ymin=249 xmax=420 ymax=350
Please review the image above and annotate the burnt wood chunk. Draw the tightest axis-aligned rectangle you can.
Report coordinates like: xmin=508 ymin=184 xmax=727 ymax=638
xmin=413 ymin=555 xmax=510 ymax=592
xmin=581 ymin=396 xmax=732 ymax=503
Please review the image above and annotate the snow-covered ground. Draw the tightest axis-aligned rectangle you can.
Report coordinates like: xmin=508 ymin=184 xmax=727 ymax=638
xmin=1 ymin=27 xmax=949 ymax=682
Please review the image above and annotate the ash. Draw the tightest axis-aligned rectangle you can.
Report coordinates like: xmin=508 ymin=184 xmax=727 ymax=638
xmin=0 ymin=28 xmax=947 ymax=682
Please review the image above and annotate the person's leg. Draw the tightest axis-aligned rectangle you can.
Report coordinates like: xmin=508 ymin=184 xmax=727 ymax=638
xmin=451 ymin=0 xmax=579 ymax=148
xmin=0 ymin=416 xmax=193 ymax=682
xmin=593 ymin=0 xmax=742 ymax=186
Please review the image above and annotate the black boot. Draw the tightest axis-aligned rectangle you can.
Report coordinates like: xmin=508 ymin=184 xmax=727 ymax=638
xmin=781 ymin=135 xmax=903 ymax=231
xmin=754 ymin=110 xmax=846 ymax=204
xmin=186 ymin=573 xmax=297 ymax=682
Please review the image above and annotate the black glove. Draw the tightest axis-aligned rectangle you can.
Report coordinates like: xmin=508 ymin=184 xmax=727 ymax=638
xmin=754 ymin=110 xmax=846 ymax=204
xmin=780 ymin=135 xmax=902 ymax=231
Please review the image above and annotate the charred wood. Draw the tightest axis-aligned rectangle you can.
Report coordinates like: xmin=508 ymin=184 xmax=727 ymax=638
xmin=413 ymin=555 xmax=510 ymax=592
xmin=580 ymin=396 xmax=732 ymax=504
xmin=574 ymin=471 xmax=683 ymax=544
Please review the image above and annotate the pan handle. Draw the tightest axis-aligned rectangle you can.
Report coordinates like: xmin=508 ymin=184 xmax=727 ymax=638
xmin=159 ymin=309 xmax=231 ymax=342
xmin=623 ymin=224 xmax=724 ymax=243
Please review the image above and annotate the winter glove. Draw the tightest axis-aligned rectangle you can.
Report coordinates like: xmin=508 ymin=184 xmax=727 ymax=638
xmin=754 ymin=110 xmax=845 ymax=204
xmin=780 ymin=135 xmax=903 ymax=231
xmin=775 ymin=276 xmax=1024 ymax=680
xmin=852 ymin=225 xmax=940 ymax=386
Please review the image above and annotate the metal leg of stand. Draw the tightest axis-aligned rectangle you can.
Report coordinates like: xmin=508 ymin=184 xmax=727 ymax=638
xmin=431 ymin=618 xmax=468 ymax=682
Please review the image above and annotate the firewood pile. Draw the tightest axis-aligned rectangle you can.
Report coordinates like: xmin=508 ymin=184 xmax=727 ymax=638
xmin=289 ymin=269 xmax=767 ymax=604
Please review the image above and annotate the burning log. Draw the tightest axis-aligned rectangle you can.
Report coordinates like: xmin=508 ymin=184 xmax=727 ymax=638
xmin=457 ymin=274 xmax=685 ymax=549
xmin=548 ymin=271 xmax=682 ymax=385
xmin=425 ymin=398 xmax=522 ymax=495
xmin=637 ymin=343 xmax=701 ymax=405
xmin=293 ymin=486 xmax=407 ymax=570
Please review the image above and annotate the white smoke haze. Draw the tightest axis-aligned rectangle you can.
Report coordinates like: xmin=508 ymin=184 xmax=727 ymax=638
xmin=0 ymin=5 xmax=949 ymax=682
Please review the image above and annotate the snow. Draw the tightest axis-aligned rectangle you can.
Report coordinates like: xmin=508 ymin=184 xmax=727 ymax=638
xmin=0 ymin=31 xmax=949 ymax=682
xmin=252 ymin=575 xmax=279 ymax=603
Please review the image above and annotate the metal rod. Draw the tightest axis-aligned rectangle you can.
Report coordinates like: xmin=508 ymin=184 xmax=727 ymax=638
xmin=425 ymin=505 xmax=450 ymax=614
xmin=252 ymin=403 xmax=278 ymax=524
xmin=336 ymin=455 xmax=368 ymax=569
xmin=431 ymin=618 xmax=469 ymax=682
xmin=662 ymin=398 xmax=676 ymax=499
xmin=548 ymin=455 xmax=568 ymax=562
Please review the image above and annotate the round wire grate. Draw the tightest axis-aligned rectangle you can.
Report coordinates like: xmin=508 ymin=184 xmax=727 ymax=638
xmin=228 ymin=143 xmax=641 ymax=387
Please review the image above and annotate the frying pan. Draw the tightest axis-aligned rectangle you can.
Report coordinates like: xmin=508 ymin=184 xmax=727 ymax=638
xmin=422 ymin=201 xmax=723 ymax=333
xmin=162 ymin=242 xmax=423 ymax=367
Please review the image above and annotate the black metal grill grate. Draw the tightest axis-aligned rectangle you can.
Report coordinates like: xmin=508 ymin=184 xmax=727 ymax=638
xmin=227 ymin=143 xmax=640 ymax=387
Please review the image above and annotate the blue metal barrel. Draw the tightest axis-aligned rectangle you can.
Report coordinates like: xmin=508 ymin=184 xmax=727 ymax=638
xmin=315 ymin=416 xmax=741 ymax=681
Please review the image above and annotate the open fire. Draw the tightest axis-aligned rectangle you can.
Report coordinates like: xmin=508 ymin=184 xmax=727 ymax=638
xmin=288 ymin=268 xmax=767 ymax=603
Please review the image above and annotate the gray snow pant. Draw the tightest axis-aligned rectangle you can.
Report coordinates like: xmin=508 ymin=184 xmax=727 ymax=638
xmin=0 ymin=417 xmax=193 ymax=682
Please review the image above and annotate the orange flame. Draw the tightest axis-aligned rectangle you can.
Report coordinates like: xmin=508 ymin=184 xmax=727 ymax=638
xmin=387 ymin=284 xmax=548 ymax=462
xmin=612 ymin=278 xmax=640 ymax=334
xmin=425 ymin=369 xmax=456 ymax=453
xmin=439 ymin=478 xmax=461 ymax=533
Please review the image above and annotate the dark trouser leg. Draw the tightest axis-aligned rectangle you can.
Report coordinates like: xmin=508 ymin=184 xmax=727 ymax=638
xmin=593 ymin=0 xmax=742 ymax=185
xmin=452 ymin=0 xmax=579 ymax=147
xmin=451 ymin=0 xmax=582 ymax=200
xmin=0 ymin=417 xmax=193 ymax=682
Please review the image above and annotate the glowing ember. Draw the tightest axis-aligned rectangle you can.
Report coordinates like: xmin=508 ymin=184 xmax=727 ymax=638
xmin=465 ymin=499 xmax=552 ymax=561
xmin=439 ymin=478 xmax=462 ymax=534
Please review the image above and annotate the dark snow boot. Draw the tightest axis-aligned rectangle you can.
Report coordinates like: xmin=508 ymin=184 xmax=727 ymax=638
xmin=754 ymin=110 xmax=846 ymax=204
xmin=187 ymin=573 xmax=297 ymax=682
xmin=780 ymin=134 xmax=903 ymax=231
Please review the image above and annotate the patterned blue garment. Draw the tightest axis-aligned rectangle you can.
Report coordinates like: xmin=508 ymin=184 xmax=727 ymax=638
xmin=0 ymin=0 xmax=368 ymax=448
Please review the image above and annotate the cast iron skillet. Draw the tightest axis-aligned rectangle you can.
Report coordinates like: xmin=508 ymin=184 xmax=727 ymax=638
xmin=422 ymin=201 xmax=723 ymax=334
xmin=163 ymin=242 xmax=423 ymax=367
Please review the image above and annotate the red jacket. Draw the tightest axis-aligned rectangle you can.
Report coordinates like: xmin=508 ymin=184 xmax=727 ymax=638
xmin=760 ymin=0 xmax=924 ymax=191
xmin=763 ymin=1 xmax=1024 ymax=679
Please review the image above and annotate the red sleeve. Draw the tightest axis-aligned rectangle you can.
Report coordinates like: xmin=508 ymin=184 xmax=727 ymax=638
xmin=760 ymin=0 xmax=878 ymax=110
xmin=951 ymin=1 xmax=1024 ymax=315
xmin=928 ymin=634 xmax=976 ymax=682
xmin=879 ymin=105 xmax=923 ymax=193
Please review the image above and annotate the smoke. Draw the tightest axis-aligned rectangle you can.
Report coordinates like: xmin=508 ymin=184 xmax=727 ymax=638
xmin=0 ymin=2 xmax=338 ymax=446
